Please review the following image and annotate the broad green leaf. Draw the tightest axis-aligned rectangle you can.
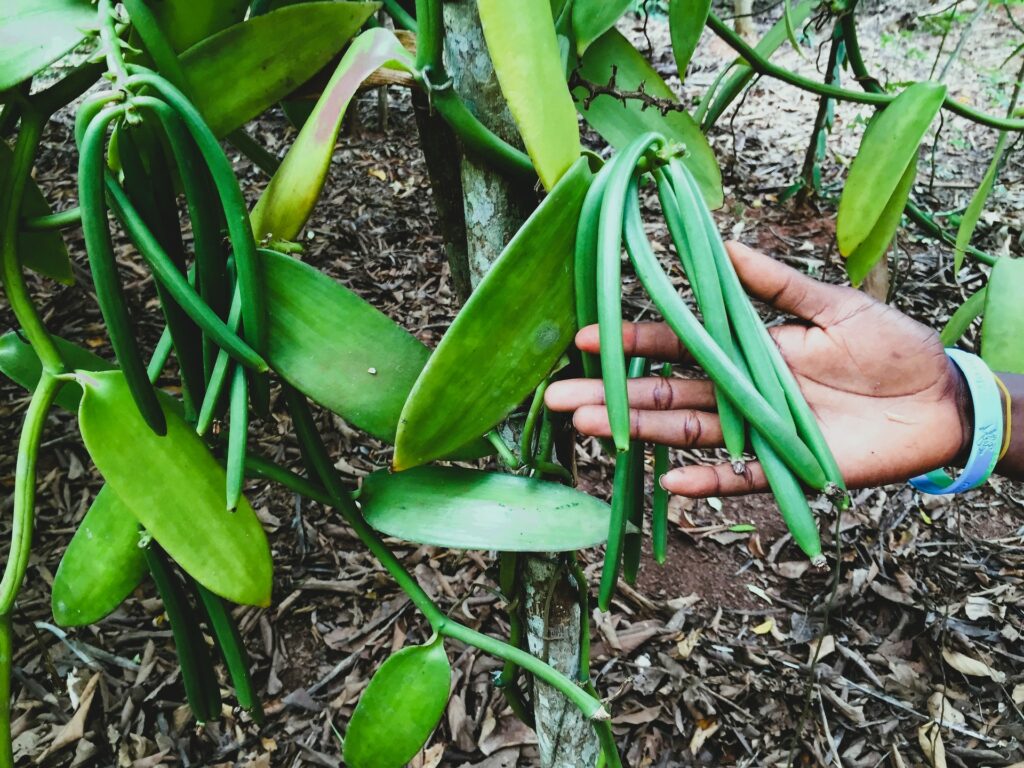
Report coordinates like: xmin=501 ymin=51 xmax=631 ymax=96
xmin=76 ymin=370 xmax=273 ymax=606
xmin=572 ymin=0 xmax=631 ymax=56
xmin=574 ymin=29 xmax=722 ymax=209
xmin=844 ymin=154 xmax=917 ymax=286
xmin=51 ymin=485 xmax=147 ymax=627
xmin=669 ymin=0 xmax=711 ymax=79
xmin=479 ymin=0 xmax=581 ymax=190
xmin=146 ymin=0 xmax=249 ymax=53
xmin=0 ymin=141 xmax=74 ymax=285
xmin=940 ymin=286 xmax=986 ymax=347
xmin=837 ymin=81 xmax=946 ymax=257
xmin=955 ymin=132 xmax=1007 ymax=273
xmin=179 ymin=2 xmax=378 ymax=137
xmin=343 ymin=637 xmax=451 ymax=768
xmin=258 ymin=250 xmax=491 ymax=458
xmin=394 ymin=157 xmax=592 ymax=470
xmin=981 ymin=257 xmax=1024 ymax=374
xmin=698 ymin=1 xmax=814 ymax=130
xmin=251 ymin=28 xmax=415 ymax=241
xmin=360 ymin=467 xmax=611 ymax=551
xmin=0 ymin=331 xmax=113 ymax=411
xmin=0 ymin=0 xmax=96 ymax=91
xmin=260 ymin=249 xmax=418 ymax=437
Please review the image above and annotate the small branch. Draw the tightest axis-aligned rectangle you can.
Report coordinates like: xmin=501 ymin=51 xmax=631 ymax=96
xmin=706 ymin=12 xmax=1024 ymax=131
xmin=569 ymin=67 xmax=689 ymax=116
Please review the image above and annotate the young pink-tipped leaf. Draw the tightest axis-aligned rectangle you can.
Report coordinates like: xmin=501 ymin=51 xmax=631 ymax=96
xmin=250 ymin=28 xmax=415 ymax=241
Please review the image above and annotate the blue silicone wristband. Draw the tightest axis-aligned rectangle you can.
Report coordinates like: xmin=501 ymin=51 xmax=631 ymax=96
xmin=910 ymin=348 xmax=1003 ymax=495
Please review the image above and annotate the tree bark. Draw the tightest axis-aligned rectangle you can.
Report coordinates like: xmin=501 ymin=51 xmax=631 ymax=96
xmin=442 ymin=0 xmax=535 ymax=287
xmin=441 ymin=4 xmax=600 ymax=766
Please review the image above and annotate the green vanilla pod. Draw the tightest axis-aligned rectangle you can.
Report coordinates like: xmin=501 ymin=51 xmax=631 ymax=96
xmin=195 ymin=583 xmax=264 ymax=722
xmin=621 ymin=356 xmax=650 ymax=585
xmin=648 ymin=170 xmax=747 ymax=466
xmin=651 ymin=365 xmax=671 ymax=565
xmin=597 ymin=134 xmax=664 ymax=452
xmin=103 ymin=174 xmax=267 ymax=373
xmin=143 ymin=543 xmax=221 ymax=722
xmin=615 ymin=141 xmax=826 ymax=490
xmin=78 ymin=105 xmax=167 ymax=434
xmin=675 ymin=163 xmax=846 ymax=499
xmin=575 ymin=159 xmax=614 ymax=380
xmin=115 ymin=118 xmax=205 ymax=415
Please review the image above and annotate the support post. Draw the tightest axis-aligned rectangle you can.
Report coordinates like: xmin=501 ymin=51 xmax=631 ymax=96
xmin=439 ymin=4 xmax=601 ymax=765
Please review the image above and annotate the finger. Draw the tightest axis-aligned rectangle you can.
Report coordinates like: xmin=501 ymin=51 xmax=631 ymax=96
xmin=545 ymin=377 xmax=716 ymax=412
xmin=572 ymin=405 xmax=723 ymax=448
xmin=724 ymin=241 xmax=866 ymax=327
xmin=575 ymin=322 xmax=691 ymax=362
xmin=661 ymin=461 xmax=769 ymax=497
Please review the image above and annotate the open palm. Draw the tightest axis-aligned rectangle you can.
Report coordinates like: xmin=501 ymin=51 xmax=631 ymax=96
xmin=546 ymin=242 xmax=970 ymax=497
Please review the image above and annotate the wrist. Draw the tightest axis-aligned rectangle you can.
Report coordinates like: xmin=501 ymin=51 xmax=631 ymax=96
xmin=994 ymin=372 xmax=1024 ymax=480
xmin=951 ymin=359 xmax=974 ymax=466
xmin=911 ymin=349 xmax=1002 ymax=495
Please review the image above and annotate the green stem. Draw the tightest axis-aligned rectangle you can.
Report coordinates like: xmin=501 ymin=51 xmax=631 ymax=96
xmin=706 ymin=12 xmax=1024 ymax=132
xmin=282 ymin=386 xmax=608 ymax=721
xmin=244 ymin=455 xmax=334 ymax=506
xmin=839 ymin=8 xmax=884 ymax=96
xmin=487 ymin=430 xmax=521 ymax=470
xmin=520 ymin=379 xmax=550 ymax=463
xmin=283 ymin=385 xmax=447 ymax=627
xmin=440 ymin=621 xmax=606 ymax=719
xmin=226 ymin=129 xmax=281 ymax=176
xmin=21 ymin=206 xmax=82 ymax=231
xmin=98 ymin=0 xmax=129 ymax=86
xmin=0 ymin=109 xmax=63 ymax=373
xmin=415 ymin=0 xmax=443 ymax=73
xmin=382 ymin=0 xmax=417 ymax=31
xmin=0 ymin=373 xmax=62 ymax=614
xmin=0 ymin=372 xmax=63 ymax=760
xmin=428 ymin=88 xmax=536 ymax=179
xmin=0 ymin=616 xmax=10 ymax=768
xmin=905 ymin=201 xmax=997 ymax=266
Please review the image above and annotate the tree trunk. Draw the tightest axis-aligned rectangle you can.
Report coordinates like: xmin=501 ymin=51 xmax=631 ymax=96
xmin=440 ymin=4 xmax=600 ymax=766
xmin=442 ymin=1 xmax=535 ymax=286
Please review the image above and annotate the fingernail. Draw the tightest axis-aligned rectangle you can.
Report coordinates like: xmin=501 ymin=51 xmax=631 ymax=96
xmin=659 ymin=469 xmax=681 ymax=490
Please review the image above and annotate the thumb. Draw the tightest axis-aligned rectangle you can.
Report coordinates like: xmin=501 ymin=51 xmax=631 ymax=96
xmin=724 ymin=241 xmax=864 ymax=327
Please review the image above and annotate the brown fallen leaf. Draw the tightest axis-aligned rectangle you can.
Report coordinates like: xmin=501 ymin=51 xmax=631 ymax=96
xmin=36 ymin=672 xmax=100 ymax=762
xmin=918 ymin=722 xmax=946 ymax=768
xmin=941 ymin=649 xmax=1006 ymax=683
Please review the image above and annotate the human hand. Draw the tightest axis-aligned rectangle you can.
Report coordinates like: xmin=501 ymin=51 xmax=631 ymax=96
xmin=546 ymin=241 xmax=971 ymax=497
